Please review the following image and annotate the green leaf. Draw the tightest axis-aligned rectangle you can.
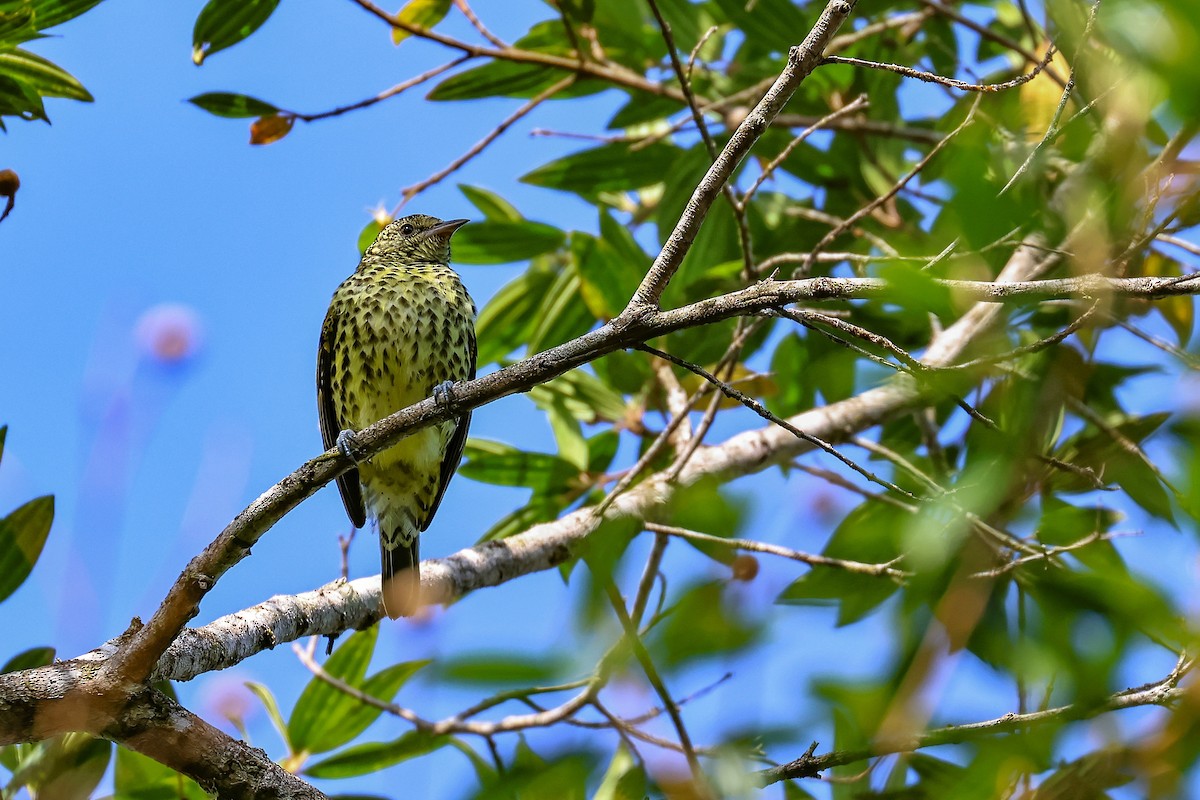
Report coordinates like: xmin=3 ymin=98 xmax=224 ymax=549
xmin=289 ymin=627 xmax=378 ymax=755
xmin=767 ymin=333 xmax=814 ymax=417
xmin=0 ymin=425 xmax=6 ymax=465
xmin=244 ymin=681 xmax=291 ymax=754
xmin=571 ymin=230 xmax=642 ymax=321
xmin=711 ymin=0 xmax=807 ymax=55
xmin=475 ymin=263 xmax=557 ymax=364
xmin=0 ymin=49 xmax=90 ymax=100
xmin=476 ymin=495 xmax=567 ymax=542
xmin=460 ymin=439 xmax=579 ymax=492
xmin=451 ymin=220 xmax=566 ymax=265
xmin=0 ymin=6 xmax=38 ymax=49
xmin=0 ymin=72 xmax=47 ymax=122
xmin=1 ymin=646 xmax=54 ymax=673
xmin=192 ymin=0 xmax=280 ymax=65
xmin=877 ymin=262 xmax=956 ymax=317
xmin=390 ymin=0 xmax=451 ymax=45
xmin=307 ymin=660 xmax=430 ymax=756
xmin=545 ymin=396 xmax=588 ymax=470
xmin=777 ymin=502 xmax=903 ymax=625
xmin=436 ymin=652 xmax=570 ymax=685
xmin=0 ymin=495 xmax=53 ymax=603
xmin=305 ymin=731 xmax=450 ymax=779
xmin=12 ymin=734 xmax=109 ymax=800
xmin=114 ymin=744 xmax=207 ymax=799
xmin=458 ymin=184 xmax=522 ymax=222
xmin=527 ymin=266 xmax=596 ymax=354
xmin=521 ymin=142 xmax=678 ymax=199
xmin=24 ymin=0 xmax=104 ymax=30
xmin=357 ymin=217 xmax=385 ymax=255
xmin=187 ymin=92 xmax=279 ymax=118
xmin=428 ymin=60 xmax=586 ymax=101
xmin=650 ymin=580 xmax=760 ymax=667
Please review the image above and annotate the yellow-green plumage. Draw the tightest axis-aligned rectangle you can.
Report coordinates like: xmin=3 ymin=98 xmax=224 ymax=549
xmin=318 ymin=215 xmax=476 ymax=618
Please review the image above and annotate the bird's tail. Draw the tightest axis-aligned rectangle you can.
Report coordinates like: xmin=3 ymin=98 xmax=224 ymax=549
xmin=380 ymin=537 xmax=421 ymax=619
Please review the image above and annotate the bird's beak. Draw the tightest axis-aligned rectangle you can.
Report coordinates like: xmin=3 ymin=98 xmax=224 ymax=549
xmin=428 ymin=218 xmax=470 ymax=238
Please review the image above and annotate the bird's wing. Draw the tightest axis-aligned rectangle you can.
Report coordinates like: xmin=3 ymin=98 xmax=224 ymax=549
xmin=318 ymin=304 xmax=367 ymax=528
xmin=420 ymin=325 xmax=476 ymax=532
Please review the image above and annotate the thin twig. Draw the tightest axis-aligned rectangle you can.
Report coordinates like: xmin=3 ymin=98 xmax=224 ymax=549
xmin=398 ymin=74 xmax=576 ymax=208
xmin=644 ymin=522 xmax=908 ymax=580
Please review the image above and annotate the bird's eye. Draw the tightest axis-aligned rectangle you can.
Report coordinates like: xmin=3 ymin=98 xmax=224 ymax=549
xmin=400 ymin=223 xmax=415 ymax=235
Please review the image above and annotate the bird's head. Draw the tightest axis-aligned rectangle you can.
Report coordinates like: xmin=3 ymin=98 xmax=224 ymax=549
xmin=365 ymin=214 xmax=469 ymax=264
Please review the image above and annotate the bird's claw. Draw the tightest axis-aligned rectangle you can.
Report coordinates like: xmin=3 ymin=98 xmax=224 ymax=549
xmin=433 ymin=380 xmax=456 ymax=406
xmin=336 ymin=429 xmax=361 ymax=465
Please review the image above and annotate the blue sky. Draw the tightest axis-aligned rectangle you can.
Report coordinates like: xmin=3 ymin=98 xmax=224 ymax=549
xmin=2 ymin=1 xmax=1197 ymax=797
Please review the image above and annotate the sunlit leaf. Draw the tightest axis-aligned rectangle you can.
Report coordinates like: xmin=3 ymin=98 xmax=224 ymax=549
xmin=306 ymin=731 xmax=450 ymax=779
xmin=0 ymin=49 xmax=90 ymax=100
xmin=390 ymin=0 xmax=451 ymax=45
xmin=244 ymin=681 xmax=292 ymax=754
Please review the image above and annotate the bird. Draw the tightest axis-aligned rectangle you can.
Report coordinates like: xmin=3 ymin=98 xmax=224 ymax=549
xmin=317 ymin=214 xmax=476 ymax=618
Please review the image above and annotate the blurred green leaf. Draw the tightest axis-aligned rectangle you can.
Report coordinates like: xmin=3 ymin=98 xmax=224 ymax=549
xmin=651 ymin=581 xmax=760 ymax=667
xmin=594 ymin=745 xmax=646 ymax=800
xmin=777 ymin=502 xmax=903 ymax=625
xmin=1 ymin=646 xmax=54 ymax=673
xmin=477 ymin=495 xmax=569 ymax=542
xmin=357 ymin=217 xmax=385 ymax=255
xmin=0 ymin=495 xmax=53 ymax=603
xmin=452 ymin=220 xmax=565 ymax=265
xmin=10 ymin=734 xmax=109 ymax=800
xmin=435 ymin=652 xmax=569 ymax=686
xmin=465 ymin=748 xmax=592 ymax=800
xmin=460 ymin=438 xmax=580 ymax=492
xmin=113 ymin=744 xmax=208 ymax=799
xmin=306 ymin=731 xmax=449 ymax=779
xmin=244 ymin=681 xmax=291 ymax=753
xmin=192 ymin=0 xmax=280 ymax=64
xmin=188 ymin=92 xmax=279 ymax=118
xmin=289 ymin=627 xmax=377 ymax=754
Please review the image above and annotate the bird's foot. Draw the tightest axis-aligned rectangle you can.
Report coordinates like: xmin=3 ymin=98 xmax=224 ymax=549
xmin=336 ymin=429 xmax=362 ymax=465
xmin=432 ymin=380 xmax=456 ymax=406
